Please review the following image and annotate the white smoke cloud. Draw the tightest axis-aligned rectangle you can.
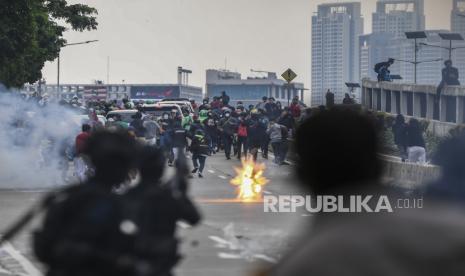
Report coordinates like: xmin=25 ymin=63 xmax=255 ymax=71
xmin=0 ymin=92 xmax=82 ymax=189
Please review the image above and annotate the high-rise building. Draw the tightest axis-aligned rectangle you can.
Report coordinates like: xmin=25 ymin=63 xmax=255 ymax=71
xmin=311 ymin=2 xmax=363 ymax=106
xmin=452 ymin=0 xmax=465 ymax=37
xmin=373 ymin=0 xmax=425 ymax=38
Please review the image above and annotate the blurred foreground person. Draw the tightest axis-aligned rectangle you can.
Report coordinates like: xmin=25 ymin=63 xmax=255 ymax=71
xmin=425 ymin=133 xmax=465 ymax=203
xmin=126 ymin=146 xmax=201 ymax=276
xmin=34 ymin=131 xmax=139 ymax=276
xmin=269 ymin=109 xmax=465 ymax=276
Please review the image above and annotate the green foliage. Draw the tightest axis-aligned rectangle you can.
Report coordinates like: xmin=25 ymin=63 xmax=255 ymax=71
xmin=0 ymin=0 xmax=97 ymax=88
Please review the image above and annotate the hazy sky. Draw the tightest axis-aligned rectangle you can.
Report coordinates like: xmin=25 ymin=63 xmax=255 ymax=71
xmin=42 ymin=0 xmax=455 ymax=89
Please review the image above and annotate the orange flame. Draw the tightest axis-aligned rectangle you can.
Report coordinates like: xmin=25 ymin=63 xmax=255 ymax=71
xmin=230 ymin=158 xmax=269 ymax=202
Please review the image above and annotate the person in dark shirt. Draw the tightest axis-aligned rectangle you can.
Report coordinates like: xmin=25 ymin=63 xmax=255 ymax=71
xmin=342 ymin=93 xmax=355 ymax=105
xmin=130 ymin=112 xmax=146 ymax=138
xmin=34 ymin=131 xmax=140 ymax=276
xmin=219 ymin=111 xmax=238 ymax=160
xmin=220 ymin=91 xmax=230 ymax=106
xmin=437 ymin=60 xmax=461 ymax=98
xmin=169 ymin=120 xmax=188 ymax=164
xmin=189 ymin=130 xmax=211 ymax=177
xmin=375 ymin=58 xmax=394 ymax=82
xmin=126 ymin=146 xmax=201 ymax=275
xmin=405 ymin=118 xmax=426 ymax=163
xmin=392 ymin=114 xmax=408 ymax=162
xmin=247 ymin=114 xmax=264 ymax=161
xmin=325 ymin=89 xmax=335 ymax=109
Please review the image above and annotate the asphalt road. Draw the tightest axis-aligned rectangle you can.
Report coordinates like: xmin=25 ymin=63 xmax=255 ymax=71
xmin=0 ymin=152 xmax=309 ymax=276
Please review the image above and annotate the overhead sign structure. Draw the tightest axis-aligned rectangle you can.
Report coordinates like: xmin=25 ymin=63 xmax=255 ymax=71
xmin=281 ymin=68 xmax=297 ymax=83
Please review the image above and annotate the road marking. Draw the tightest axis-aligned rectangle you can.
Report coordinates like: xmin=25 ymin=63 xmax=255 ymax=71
xmin=0 ymin=242 xmax=42 ymax=276
xmin=263 ymin=190 xmax=272 ymax=195
xmin=209 ymin=236 xmax=233 ymax=248
xmin=301 ymin=214 xmax=312 ymax=217
xmin=208 ymin=170 xmax=215 ymax=174
xmin=218 ymin=175 xmax=227 ymax=180
xmin=218 ymin=252 xmax=242 ymax=259
xmin=254 ymin=254 xmax=278 ymax=263
xmin=0 ymin=267 xmax=12 ymax=275
xmin=177 ymin=221 xmax=191 ymax=229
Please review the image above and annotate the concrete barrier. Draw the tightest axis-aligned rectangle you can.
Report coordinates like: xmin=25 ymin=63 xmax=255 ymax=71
xmin=382 ymin=159 xmax=441 ymax=189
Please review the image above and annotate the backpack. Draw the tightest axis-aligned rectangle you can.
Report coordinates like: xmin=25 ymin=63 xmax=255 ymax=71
xmin=193 ymin=134 xmax=210 ymax=155
xmin=238 ymin=124 xmax=248 ymax=137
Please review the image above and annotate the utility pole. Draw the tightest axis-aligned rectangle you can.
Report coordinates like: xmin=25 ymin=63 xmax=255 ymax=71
xmin=57 ymin=40 xmax=98 ymax=98
xmin=107 ymin=56 xmax=110 ymax=84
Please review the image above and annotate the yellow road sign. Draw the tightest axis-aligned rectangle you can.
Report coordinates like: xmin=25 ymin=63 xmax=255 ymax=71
xmin=281 ymin=68 xmax=297 ymax=83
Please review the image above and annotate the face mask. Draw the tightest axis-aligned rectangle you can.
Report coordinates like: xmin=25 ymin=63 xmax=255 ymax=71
xmin=164 ymin=115 xmax=169 ymax=119
xmin=225 ymin=113 xmax=230 ymax=118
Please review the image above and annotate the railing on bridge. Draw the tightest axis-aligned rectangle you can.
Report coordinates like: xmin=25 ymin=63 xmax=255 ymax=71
xmin=362 ymin=79 xmax=465 ymax=136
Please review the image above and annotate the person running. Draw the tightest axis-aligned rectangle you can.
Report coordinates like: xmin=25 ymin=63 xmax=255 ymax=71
xmin=219 ymin=111 xmax=239 ymax=160
xmin=190 ymin=129 xmax=211 ymax=178
xmin=247 ymin=113 xmax=264 ymax=161
xmin=159 ymin=112 xmax=174 ymax=161
xmin=258 ymin=109 xmax=270 ymax=159
xmin=74 ymin=124 xmax=92 ymax=183
xmin=170 ymin=119 xmax=188 ymax=165
xmin=204 ymin=118 xmax=219 ymax=153
xmin=236 ymin=116 xmax=248 ymax=160
xmin=267 ymin=120 xmax=284 ymax=165
xmin=143 ymin=115 xmax=161 ymax=146
xmin=130 ymin=111 xmax=146 ymax=143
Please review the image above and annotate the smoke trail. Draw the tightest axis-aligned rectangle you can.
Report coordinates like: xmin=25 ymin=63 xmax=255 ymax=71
xmin=0 ymin=92 xmax=82 ymax=189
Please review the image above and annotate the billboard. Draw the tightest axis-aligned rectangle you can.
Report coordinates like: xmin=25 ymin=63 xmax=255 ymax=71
xmin=83 ymin=86 xmax=108 ymax=102
xmin=130 ymin=86 xmax=180 ymax=100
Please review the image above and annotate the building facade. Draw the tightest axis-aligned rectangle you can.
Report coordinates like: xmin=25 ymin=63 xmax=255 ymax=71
xmin=452 ymin=0 xmax=465 ymax=37
xmin=24 ymin=83 xmax=203 ymax=103
xmin=311 ymin=2 xmax=363 ymax=107
xmin=206 ymin=69 xmax=305 ymax=107
xmin=373 ymin=0 xmax=425 ymax=38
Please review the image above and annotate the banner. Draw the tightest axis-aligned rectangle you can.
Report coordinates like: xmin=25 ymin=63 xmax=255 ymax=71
xmin=83 ymin=86 xmax=107 ymax=101
xmin=130 ymin=86 xmax=180 ymax=100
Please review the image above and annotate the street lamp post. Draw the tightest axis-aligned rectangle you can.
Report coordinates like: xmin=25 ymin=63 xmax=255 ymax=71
xmin=57 ymin=40 xmax=98 ymax=98
xmin=419 ymin=33 xmax=465 ymax=61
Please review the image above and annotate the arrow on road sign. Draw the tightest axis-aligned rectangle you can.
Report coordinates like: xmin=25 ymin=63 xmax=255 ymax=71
xmin=281 ymin=68 xmax=297 ymax=83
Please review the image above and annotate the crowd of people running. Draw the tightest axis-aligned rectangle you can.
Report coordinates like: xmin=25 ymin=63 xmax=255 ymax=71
xmin=72 ymin=92 xmax=308 ymax=181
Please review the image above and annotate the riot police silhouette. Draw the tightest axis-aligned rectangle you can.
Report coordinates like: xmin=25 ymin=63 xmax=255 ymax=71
xmin=124 ymin=146 xmax=201 ymax=276
xmin=34 ymin=131 xmax=140 ymax=276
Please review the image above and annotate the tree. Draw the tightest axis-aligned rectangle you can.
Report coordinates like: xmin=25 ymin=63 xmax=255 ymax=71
xmin=0 ymin=0 xmax=97 ymax=88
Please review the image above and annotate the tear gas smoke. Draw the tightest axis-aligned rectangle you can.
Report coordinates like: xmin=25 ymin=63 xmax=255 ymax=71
xmin=0 ymin=92 xmax=82 ymax=189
